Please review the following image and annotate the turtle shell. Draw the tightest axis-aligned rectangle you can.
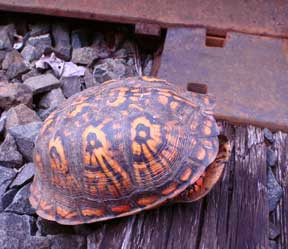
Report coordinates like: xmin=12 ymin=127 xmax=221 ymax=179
xmin=29 ymin=76 xmax=219 ymax=225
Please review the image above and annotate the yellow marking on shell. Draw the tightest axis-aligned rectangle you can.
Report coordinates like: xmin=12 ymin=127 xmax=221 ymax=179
xmin=63 ymin=129 xmax=72 ymax=137
xmin=131 ymin=89 xmax=140 ymax=94
xmin=39 ymin=200 xmax=53 ymax=211
xmin=130 ymin=96 xmax=139 ymax=101
xmin=40 ymin=116 xmax=54 ymax=135
xmin=202 ymin=139 xmax=213 ymax=149
xmin=111 ymin=204 xmax=131 ymax=213
xmin=162 ymin=182 xmax=178 ymax=195
xmin=170 ymin=101 xmax=179 ymax=110
xmin=67 ymin=103 xmax=94 ymax=118
xmin=74 ymin=121 xmax=81 ymax=127
xmin=56 ymin=206 xmax=78 ymax=218
xmin=158 ymin=95 xmax=168 ymax=105
xmin=81 ymin=208 xmax=104 ymax=217
xmin=130 ymin=116 xmax=166 ymax=184
xmin=146 ymin=139 xmax=158 ymax=154
xmin=113 ymin=123 xmax=121 ymax=130
xmin=121 ymin=110 xmax=129 ymax=116
xmin=139 ymin=131 xmax=147 ymax=138
xmin=82 ymin=112 xmax=90 ymax=122
xmin=102 ymin=78 xmax=120 ymax=85
xmin=203 ymin=97 xmax=210 ymax=105
xmin=137 ymin=195 xmax=158 ymax=206
xmin=158 ymin=154 xmax=171 ymax=171
xmin=142 ymin=76 xmax=164 ymax=82
xmin=180 ymin=168 xmax=192 ymax=181
xmin=190 ymin=121 xmax=198 ymax=131
xmin=129 ymin=104 xmax=144 ymax=111
xmin=83 ymin=170 xmax=107 ymax=194
xmin=197 ymin=147 xmax=206 ymax=161
xmin=132 ymin=142 xmax=142 ymax=156
xmin=108 ymin=185 xmax=119 ymax=197
xmin=106 ymin=88 xmax=129 ymax=107
xmin=34 ymin=152 xmax=44 ymax=172
xmin=203 ymin=126 xmax=211 ymax=136
xmin=82 ymin=122 xmax=131 ymax=194
xmin=133 ymin=162 xmax=152 ymax=185
xmin=48 ymin=136 xmax=68 ymax=173
xmin=142 ymin=144 xmax=165 ymax=176
xmin=159 ymin=89 xmax=197 ymax=107
xmin=51 ymin=174 xmax=81 ymax=192
xmin=162 ymin=148 xmax=177 ymax=162
xmin=37 ymin=210 xmax=54 ymax=220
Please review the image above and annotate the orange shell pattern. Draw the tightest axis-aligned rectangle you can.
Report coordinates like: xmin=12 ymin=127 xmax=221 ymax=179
xmin=30 ymin=77 xmax=219 ymax=225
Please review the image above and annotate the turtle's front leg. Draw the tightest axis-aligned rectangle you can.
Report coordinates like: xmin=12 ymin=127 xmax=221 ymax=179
xmin=173 ymin=135 xmax=230 ymax=203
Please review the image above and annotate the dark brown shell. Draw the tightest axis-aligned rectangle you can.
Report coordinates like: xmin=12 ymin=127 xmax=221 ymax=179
xmin=29 ymin=76 xmax=219 ymax=225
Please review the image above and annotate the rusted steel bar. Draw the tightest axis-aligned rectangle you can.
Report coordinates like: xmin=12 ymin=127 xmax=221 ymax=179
xmin=158 ymin=28 xmax=288 ymax=132
xmin=0 ymin=0 xmax=288 ymax=38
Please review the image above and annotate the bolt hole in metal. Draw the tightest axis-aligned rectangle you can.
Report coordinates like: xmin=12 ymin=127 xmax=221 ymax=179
xmin=187 ymin=83 xmax=208 ymax=94
xmin=205 ymin=29 xmax=227 ymax=48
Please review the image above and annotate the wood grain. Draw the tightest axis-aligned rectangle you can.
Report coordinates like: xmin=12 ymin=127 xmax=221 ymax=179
xmin=85 ymin=123 xmax=286 ymax=249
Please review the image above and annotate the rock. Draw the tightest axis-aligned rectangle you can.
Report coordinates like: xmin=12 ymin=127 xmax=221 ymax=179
xmin=0 ymin=70 xmax=8 ymax=81
xmin=21 ymin=67 xmax=42 ymax=81
xmin=24 ymin=73 xmax=61 ymax=95
xmin=52 ymin=23 xmax=71 ymax=60
xmin=39 ymin=88 xmax=65 ymax=109
xmin=84 ymin=69 xmax=99 ymax=88
xmin=0 ymin=212 xmax=49 ymax=249
xmin=71 ymin=29 xmax=90 ymax=49
xmin=267 ymin=148 xmax=277 ymax=167
xmin=113 ymin=48 xmax=127 ymax=58
xmin=143 ymin=56 xmax=153 ymax=76
xmin=93 ymin=58 xmax=128 ymax=83
xmin=24 ymin=33 xmax=52 ymax=60
xmin=5 ymin=183 xmax=35 ymax=215
xmin=0 ymin=82 xmax=33 ymax=110
xmin=61 ymin=76 xmax=82 ymax=98
xmin=126 ymin=58 xmax=137 ymax=76
xmin=48 ymin=235 xmax=87 ymax=249
xmin=264 ymin=128 xmax=274 ymax=144
xmin=72 ymin=47 xmax=99 ymax=65
xmin=21 ymin=44 xmax=38 ymax=62
xmin=267 ymin=168 xmax=283 ymax=212
xmin=269 ymin=222 xmax=280 ymax=239
xmin=10 ymin=163 xmax=35 ymax=188
xmin=5 ymin=104 xmax=41 ymax=131
xmin=0 ymin=24 xmax=15 ymax=50
xmin=2 ymin=50 xmax=30 ymax=80
xmin=0 ymin=134 xmax=23 ymax=168
xmin=91 ymin=32 xmax=111 ymax=57
xmin=0 ymin=50 xmax=6 ymax=67
xmin=0 ymin=114 xmax=5 ymax=135
xmin=9 ymin=122 xmax=42 ymax=161
xmin=1 ymin=188 xmax=18 ymax=211
xmin=113 ymin=40 xmax=134 ymax=58
xmin=29 ymin=23 xmax=50 ymax=37
xmin=0 ymin=166 xmax=16 ymax=197
xmin=36 ymin=217 xmax=75 ymax=236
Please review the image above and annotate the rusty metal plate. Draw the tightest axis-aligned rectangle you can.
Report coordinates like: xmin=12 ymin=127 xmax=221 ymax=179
xmin=0 ymin=0 xmax=288 ymax=38
xmin=158 ymin=28 xmax=288 ymax=132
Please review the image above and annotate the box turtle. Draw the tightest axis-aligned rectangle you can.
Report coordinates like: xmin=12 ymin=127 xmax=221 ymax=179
xmin=29 ymin=76 xmax=230 ymax=225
